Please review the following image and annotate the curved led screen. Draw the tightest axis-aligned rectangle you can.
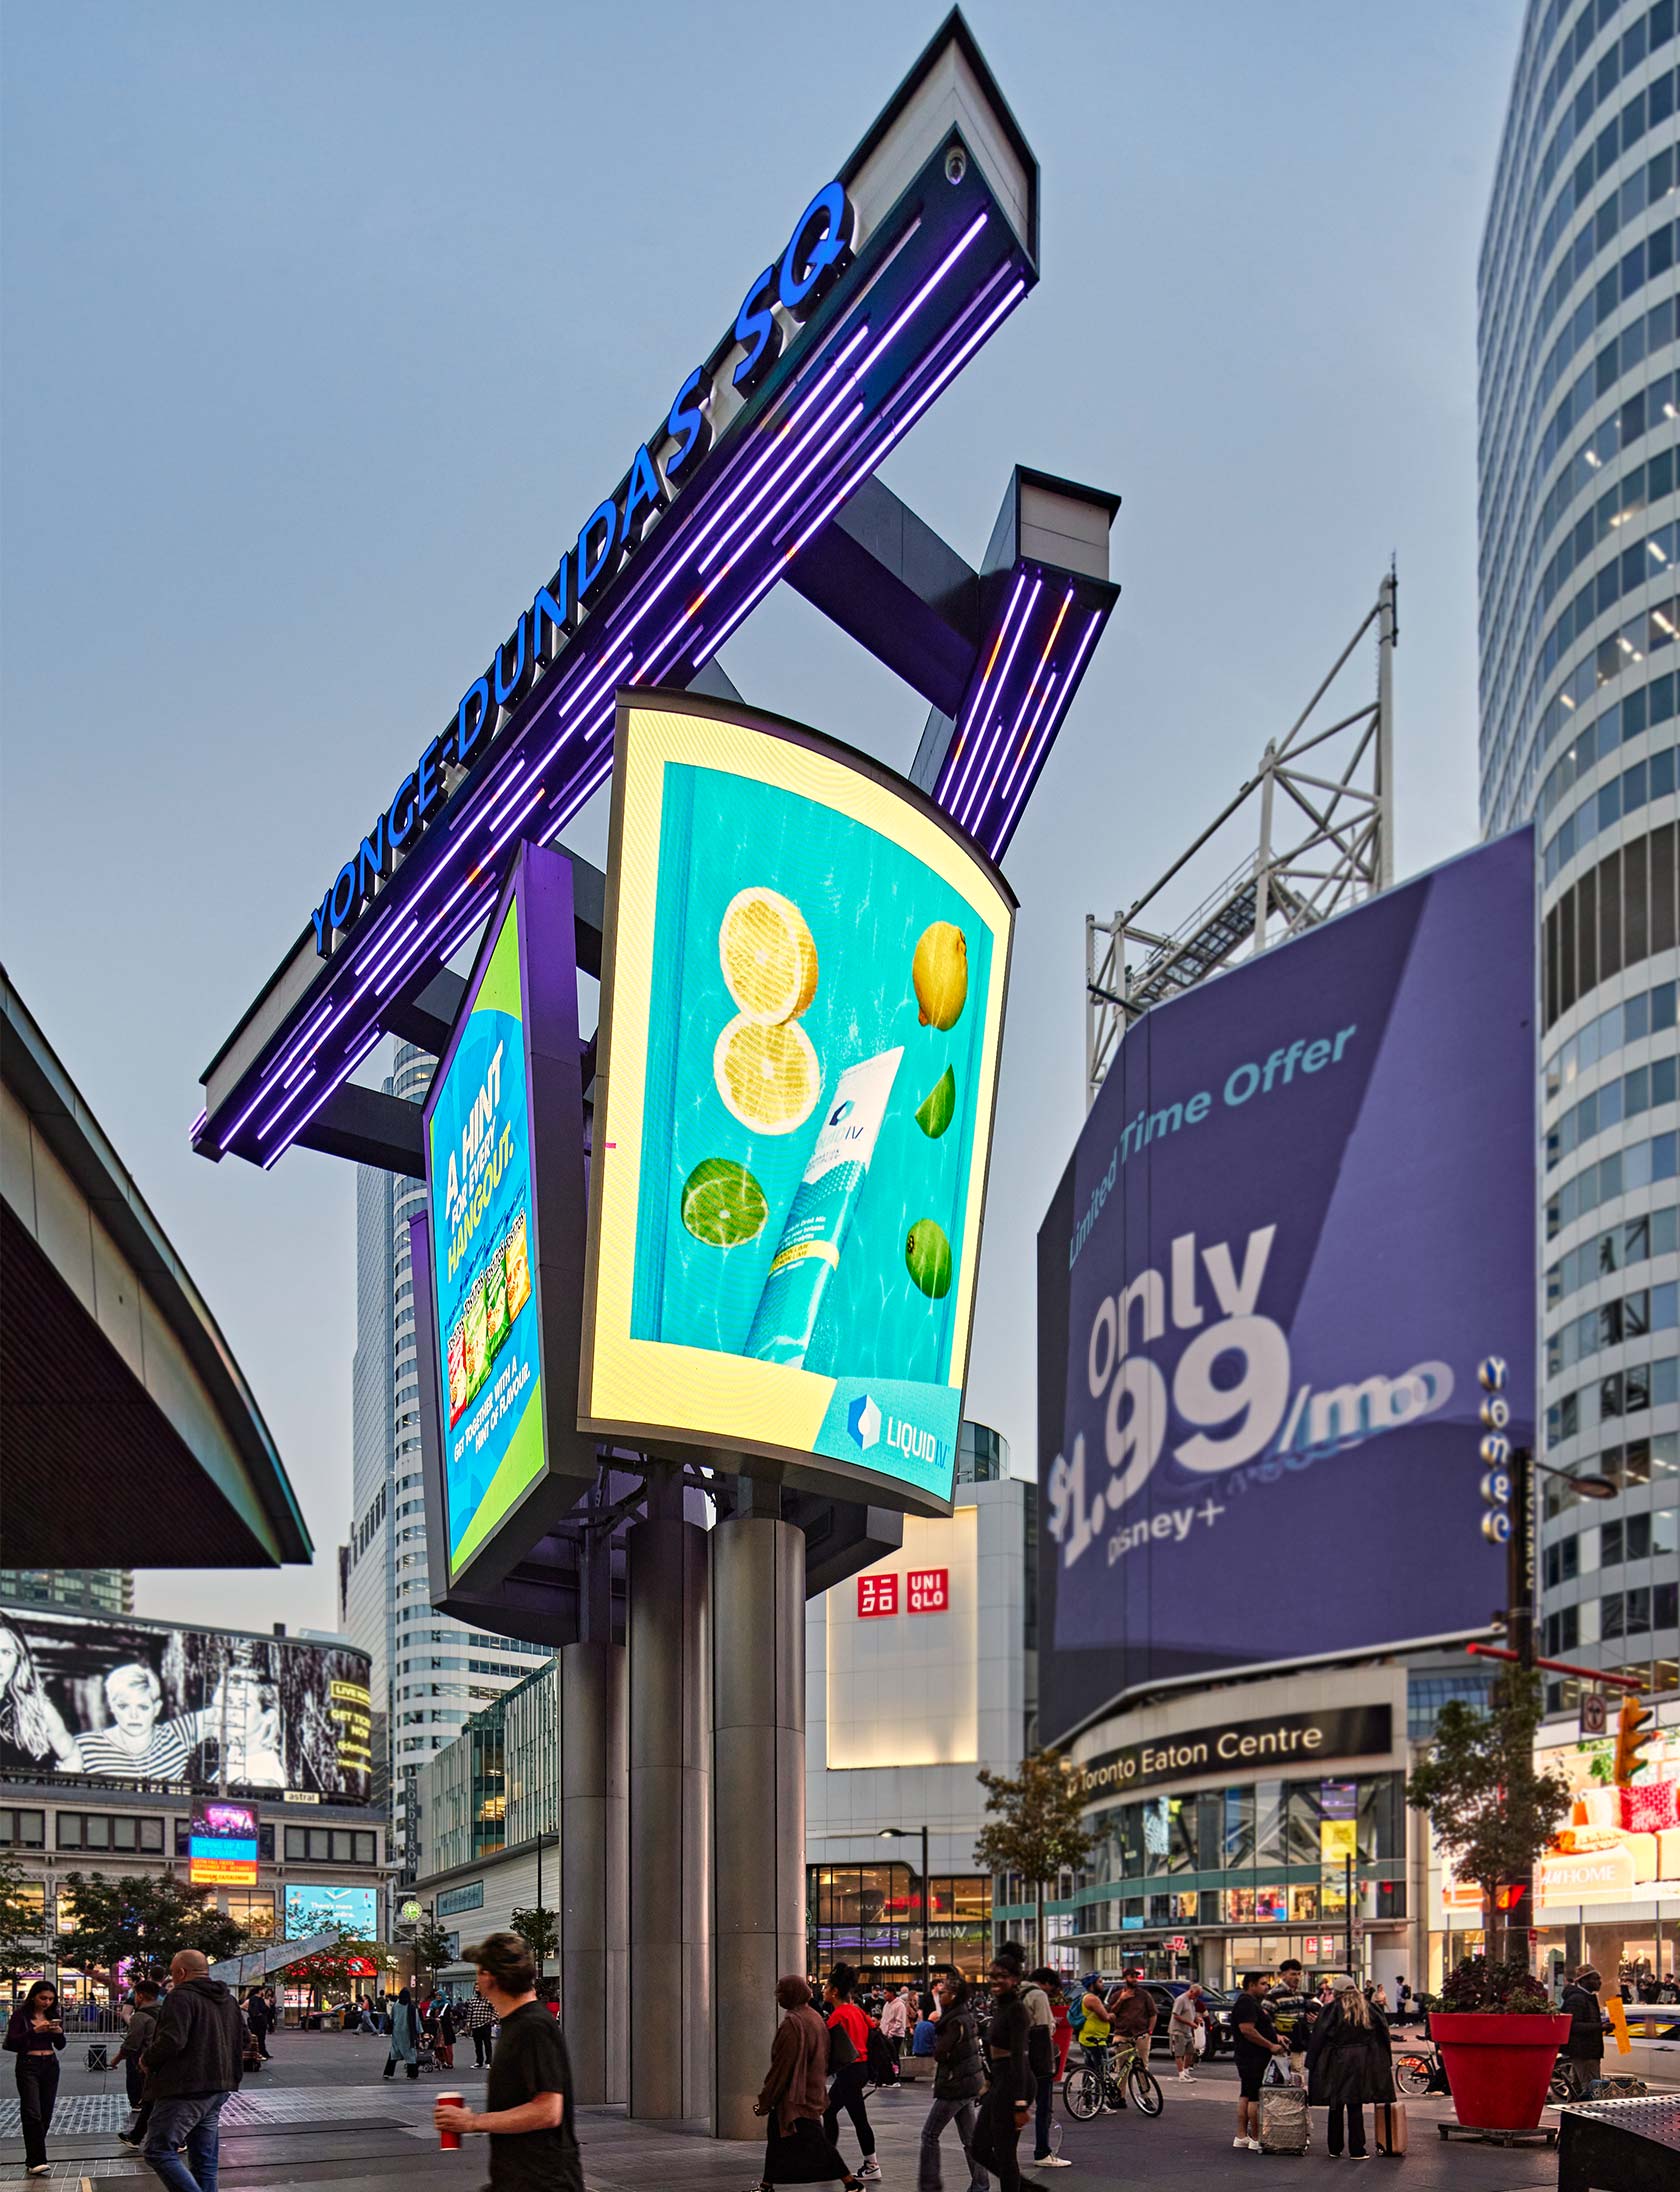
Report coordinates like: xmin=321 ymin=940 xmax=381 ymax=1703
xmin=579 ymin=692 xmax=1014 ymax=1514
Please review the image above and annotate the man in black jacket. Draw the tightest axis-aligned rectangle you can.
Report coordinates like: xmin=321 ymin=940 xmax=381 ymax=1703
xmin=140 ymin=1951 xmax=244 ymax=2192
xmin=1560 ymin=1966 xmax=1607 ymax=2098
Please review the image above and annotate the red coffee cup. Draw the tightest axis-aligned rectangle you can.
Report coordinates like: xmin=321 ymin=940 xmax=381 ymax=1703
xmin=438 ymin=2092 xmax=465 ymax=2150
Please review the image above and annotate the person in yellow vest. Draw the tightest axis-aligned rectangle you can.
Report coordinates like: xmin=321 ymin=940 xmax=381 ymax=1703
xmin=1075 ymin=1976 xmax=1111 ymax=2094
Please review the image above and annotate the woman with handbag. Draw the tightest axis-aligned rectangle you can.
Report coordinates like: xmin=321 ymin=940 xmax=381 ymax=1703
xmin=1305 ymin=1981 xmax=1394 ymax=2159
xmin=754 ymin=1976 xmax=864 ymax=2192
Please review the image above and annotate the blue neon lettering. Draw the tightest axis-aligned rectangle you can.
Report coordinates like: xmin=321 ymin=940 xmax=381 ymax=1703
xmin=329 ymin=859 xmax=360 ymax=933
xmin=456 ymin=678 xmax=494 ymax=768
xmin=779 ymin=181 xmax=855 ymax=316
xmin=493 ymin=612 xmax=531 ymax=709
xmin=416 ymin=738 xmax=445 ymax=820
xmin=309 ymin=176 xmax=850 ymax=956
xmin=621 ymin=442 xmax=666 ymax=548
xmin=731 ymin=264 xmax=782 ymax=393
xmin=532 ymin=557 xmax=574 ymax=665
xmin=664 ymin=367 xmax=712 ymax=484
xmin=387 ymin=771 xmax=419 ymax=850
xmin=356 ymin=813 xmax=388 ymax=901
xmin=575 ymin=498 xmax=620 ymax=603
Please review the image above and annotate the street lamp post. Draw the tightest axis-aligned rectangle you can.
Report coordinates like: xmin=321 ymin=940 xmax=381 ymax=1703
xmin=878 ymin=1827 xmax=931 ymax=2004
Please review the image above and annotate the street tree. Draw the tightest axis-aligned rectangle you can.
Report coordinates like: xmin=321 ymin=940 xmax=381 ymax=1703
xmin=1406 ymin=1668 xmax=1571 ymax=1969
xmin=57 ymin=1870 xmax=249 ymax=1996
xmin=0 ymin=1855 xmax=45 ymax=1984
xmin=509 ymin=1905 xmax=559 ymax=1979
xmin=396 ymin=1914 xmax=456 ymax=1992
xmin=974 ymin=1750 xmax=1095 ymax=1969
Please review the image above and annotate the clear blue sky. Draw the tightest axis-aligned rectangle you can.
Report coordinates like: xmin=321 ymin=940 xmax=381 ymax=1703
xmin=1 ymin=0 xmax=1520 ymax=1631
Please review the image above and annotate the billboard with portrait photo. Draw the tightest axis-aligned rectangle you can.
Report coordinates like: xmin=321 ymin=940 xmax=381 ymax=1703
xmin=1037 ymin=832 xmax=1536 ymax=1744
xmin=579 ymin=692 xmax=1014 ymax=1514
xmin=0 ymin=1605 xmax=372 ymax=1799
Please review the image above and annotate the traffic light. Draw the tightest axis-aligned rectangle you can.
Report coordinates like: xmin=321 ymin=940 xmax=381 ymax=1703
xmin=1613 ymin=1694 xmax=1655 ymax=1786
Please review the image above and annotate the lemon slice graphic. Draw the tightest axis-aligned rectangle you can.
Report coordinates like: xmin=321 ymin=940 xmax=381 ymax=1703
xmin=719 ymin=887 xmax=819 ymax=1024
xmin=713 ymin=1014 xmax=822 ymax=1135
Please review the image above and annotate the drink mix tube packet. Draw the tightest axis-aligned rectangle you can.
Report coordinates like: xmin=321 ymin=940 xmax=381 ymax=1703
xmin=745 ymin=1046 xmax=902 ymax=1368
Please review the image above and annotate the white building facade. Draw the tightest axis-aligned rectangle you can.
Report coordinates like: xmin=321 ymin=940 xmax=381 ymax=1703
xmin=806 ymin=1422 xmax=1032 ymax=1981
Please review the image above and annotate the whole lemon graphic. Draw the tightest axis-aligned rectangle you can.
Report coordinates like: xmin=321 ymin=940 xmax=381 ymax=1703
xmin=912 ymin=922 xmax=968 ymax=1030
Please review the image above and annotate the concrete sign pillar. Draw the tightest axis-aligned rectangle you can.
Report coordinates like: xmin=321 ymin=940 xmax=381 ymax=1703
xmin=627 ymin=1496 xmax=712 ymax=2121
xmin=710 ymin=1490 xmax=806 ymax=2140
xmin=556 ymin=1638 xmax=626 ymax=2104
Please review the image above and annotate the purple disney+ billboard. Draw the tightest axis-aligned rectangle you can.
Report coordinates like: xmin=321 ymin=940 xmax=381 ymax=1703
xmin=1037 ymin=831 xmax=1536 ymax=1744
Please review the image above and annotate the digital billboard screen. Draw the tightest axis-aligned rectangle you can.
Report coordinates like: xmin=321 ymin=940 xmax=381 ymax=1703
xmin=580 ymin=693 xmax=1014 ymax=1513
xmin=285 ymin=1883 xmax=379 ymax=1938
xmin=1037 ymin=832 xmax=1536 ymax=1743
xmin=189 ymin=1799 xmax=258 ymax=1886
xmin=0 ymin=1605 xmax=373 ymax=1800
xmin=420 ymin=843 xmax=594 ymax=1591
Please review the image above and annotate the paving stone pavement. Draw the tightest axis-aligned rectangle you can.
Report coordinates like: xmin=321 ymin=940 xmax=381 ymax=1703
xmin=0 ymin=2033 xmax=1667 ymax=2188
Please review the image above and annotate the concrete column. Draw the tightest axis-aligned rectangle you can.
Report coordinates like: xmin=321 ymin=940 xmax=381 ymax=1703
xmin=710 ymin=1496 xmax=806 ymax=2141
xmin=556 ymin=1638 xmax=626 ymax=2105
xmin=627 ymin=1501 xmax=711 ymax=2122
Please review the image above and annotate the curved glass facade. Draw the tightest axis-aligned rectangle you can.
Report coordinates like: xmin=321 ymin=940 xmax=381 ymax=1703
xmin=1480 ymin=0 xmax=1680 ymax=1705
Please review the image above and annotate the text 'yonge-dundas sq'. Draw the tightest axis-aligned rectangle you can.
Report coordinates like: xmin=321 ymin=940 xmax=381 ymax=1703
xmin=189 ymin=15 xmax=1119 ymax=1179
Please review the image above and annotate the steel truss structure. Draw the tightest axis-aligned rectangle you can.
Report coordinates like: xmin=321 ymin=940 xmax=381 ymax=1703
xmin=1086 ymin=570 xmax=1395 ymax=1105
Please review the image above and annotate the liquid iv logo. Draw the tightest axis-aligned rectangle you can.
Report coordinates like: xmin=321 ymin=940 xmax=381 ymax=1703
xmin=829 ymin=1098 xmax=856 ymax=1127
xmin=848 ymin=1393 xmax=882 ymax=1451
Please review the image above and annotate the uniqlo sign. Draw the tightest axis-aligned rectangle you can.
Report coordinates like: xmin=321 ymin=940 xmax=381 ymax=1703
xmin=857 ymin=1572 xmax=898 ymax=1618
xmin=907 ymin=1568 xmax=949 ymax=1613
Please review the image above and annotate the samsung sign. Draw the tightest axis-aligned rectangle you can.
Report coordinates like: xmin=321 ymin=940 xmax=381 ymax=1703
xmin=1075 ymin=1705 xmax=1393 ymax=1800
xmin=309 ymin=186 xmax=855 ymax=958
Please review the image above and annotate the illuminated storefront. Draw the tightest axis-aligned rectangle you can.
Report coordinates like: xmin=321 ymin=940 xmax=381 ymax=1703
xmin=806 ymin=1863 xmax=994 ymax=1981
xmin=1044 ymin=1665 xmax=1422 ymax=1988
xmin=1431 ymin=1703 xmax=1680 ymax=1995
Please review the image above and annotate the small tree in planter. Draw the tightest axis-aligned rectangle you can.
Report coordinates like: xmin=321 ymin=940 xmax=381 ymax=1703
xmin=1436 ymin=1956 xmax=1552 ymax=2015
xmin=1406 ymin=1677 xmax=1573 ymax=2131
xmin=1405 ymin=1668 xmax=1570 ymax=1969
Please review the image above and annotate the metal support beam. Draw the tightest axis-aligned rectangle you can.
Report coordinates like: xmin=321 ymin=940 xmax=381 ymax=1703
xmin=786 ymin=474 xmax=981 ymax=716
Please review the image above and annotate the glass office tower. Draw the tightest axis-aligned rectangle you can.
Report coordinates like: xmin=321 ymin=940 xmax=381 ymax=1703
xmin=1478 ymin=0 xmax=1679 ymax=1703
xmin=340 ymin=1042 xmax=545 ymax=1881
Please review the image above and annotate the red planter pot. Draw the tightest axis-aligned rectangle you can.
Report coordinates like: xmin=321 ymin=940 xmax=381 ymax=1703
xmin=1430 ymin=2011 xmax=1573 ymax=2132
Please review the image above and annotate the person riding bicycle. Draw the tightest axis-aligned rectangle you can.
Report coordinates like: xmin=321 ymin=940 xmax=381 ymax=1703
xmin=1104 ymin=1981 xmax=1156 ymax=2112
xmin=1075 ymin=1976 xmax=1110 ymax=2091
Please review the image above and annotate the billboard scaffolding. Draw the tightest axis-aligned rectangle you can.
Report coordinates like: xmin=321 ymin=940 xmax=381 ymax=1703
xmin=1086 ymin=571 xmax=1395 ymax=1105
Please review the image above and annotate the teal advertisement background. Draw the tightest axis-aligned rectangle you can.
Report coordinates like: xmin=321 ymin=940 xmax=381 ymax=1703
xmin=629 ymin=762 xmax=997 ymax=1490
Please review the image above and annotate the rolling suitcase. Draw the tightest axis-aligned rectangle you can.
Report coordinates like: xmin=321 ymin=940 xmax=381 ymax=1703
xmin=1372 ymin=2100 xmax=1408 ymax=2155
xmin=1258 ymin=2082 xmax=1311 ymax=2154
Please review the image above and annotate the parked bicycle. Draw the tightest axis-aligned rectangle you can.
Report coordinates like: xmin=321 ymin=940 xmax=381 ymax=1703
xmin=1063 ymin=2040 xmax=1164 ymax=2120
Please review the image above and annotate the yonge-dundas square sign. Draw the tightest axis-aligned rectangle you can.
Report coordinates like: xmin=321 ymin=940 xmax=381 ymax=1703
xmin=193 ymin=11 xmax=1117 ymax=1208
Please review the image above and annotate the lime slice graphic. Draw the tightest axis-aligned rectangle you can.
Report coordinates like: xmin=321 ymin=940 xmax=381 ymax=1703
xmin=906 ymin=1218 xmax=953 ymax=1298
xmin=681 ymin=1158 xmax=770 ymax=1248
xmin=915 ymin=1066 xmax=957 ymax=1139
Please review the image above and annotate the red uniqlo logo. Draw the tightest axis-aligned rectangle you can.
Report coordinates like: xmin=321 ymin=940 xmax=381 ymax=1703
xmin=907 ymin=1569 xmax=949 ymax=1613
xmin=857 ymin=1572 xmax=898 ymax=1618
